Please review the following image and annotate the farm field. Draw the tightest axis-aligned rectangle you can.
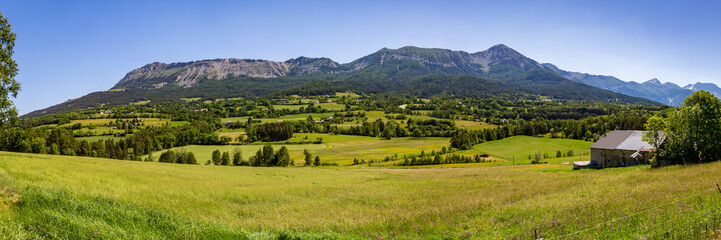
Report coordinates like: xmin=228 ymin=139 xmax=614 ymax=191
xmin=271 ymin=104 xmax=306 ymax=110
xmin=462 ymin=136 xmax=593 ymax=165
xmin=150 ymin=144 xmax=328 ymax=163
xmin=1 ymin=151 xmax=720 ymax=239
xmin=60 ymin=118 xmax=173 ymax=127
xmin=148 ymin=134 xmax=450 ymax=165
xmin=75 ymin=135 xmax=129 ymax=142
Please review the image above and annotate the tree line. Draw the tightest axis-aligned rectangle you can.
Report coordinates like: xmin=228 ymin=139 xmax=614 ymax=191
xmin=451 ymin=113 xmax=650 ymax=150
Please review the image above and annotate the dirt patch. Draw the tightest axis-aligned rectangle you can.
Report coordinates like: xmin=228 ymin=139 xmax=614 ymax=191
xmin=0 ymin=187 xmax=21 ymax=209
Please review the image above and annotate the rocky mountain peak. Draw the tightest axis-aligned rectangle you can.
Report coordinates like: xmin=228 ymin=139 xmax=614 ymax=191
xmin=643 ymin=78 xmax=662 ymax=85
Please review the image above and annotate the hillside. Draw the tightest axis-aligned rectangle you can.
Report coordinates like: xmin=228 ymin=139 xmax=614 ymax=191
xmin=23 ymin=45 xmax=659 ymax=118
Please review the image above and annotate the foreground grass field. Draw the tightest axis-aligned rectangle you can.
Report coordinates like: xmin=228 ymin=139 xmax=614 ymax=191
xmin=1 ymin=151 xmax=721 ymax=239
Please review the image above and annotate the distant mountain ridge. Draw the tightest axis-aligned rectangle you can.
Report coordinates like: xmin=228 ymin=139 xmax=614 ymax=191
xmin=114 ymin=57 xmax=344 ymax=89
xmin=112 ymin=44 xmax=543 ymax=90
xmin=25 ymin=44 xmax=662 ymax=118
xmin=543 ymin=63 xmax=719 ymax=106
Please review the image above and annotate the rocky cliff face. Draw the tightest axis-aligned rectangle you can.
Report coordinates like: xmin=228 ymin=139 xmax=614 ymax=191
xmin=113 ymin=57 xmax=341 ymax=89
xmin=348 ymin=44 xmax=544 ymax=74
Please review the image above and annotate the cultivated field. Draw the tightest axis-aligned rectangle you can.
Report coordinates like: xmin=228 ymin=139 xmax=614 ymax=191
xmin=150 ymin=134 xmax=451 ymax=165
xmin=1 ymin=152 xmax=720 ymax=239
xmin=459 ymin=136 xmax=593 ymax=165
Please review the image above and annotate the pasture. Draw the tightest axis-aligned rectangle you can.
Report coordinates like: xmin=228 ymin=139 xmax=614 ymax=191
xmin=1 ymin=151 xmax=719 ymax=239
xmin=148 ymin=134 xmax=450 ymax=166
xmin=464 ymin=136 xmax=593 ymax=165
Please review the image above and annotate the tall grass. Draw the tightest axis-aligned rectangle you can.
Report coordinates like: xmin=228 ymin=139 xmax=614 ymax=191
xmin=1 ymin=151 xmax=721 ymax=238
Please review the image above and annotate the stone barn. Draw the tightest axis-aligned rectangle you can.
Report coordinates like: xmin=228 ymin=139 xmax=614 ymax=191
xmin=588 ymin=130 xmax=660 ymax=168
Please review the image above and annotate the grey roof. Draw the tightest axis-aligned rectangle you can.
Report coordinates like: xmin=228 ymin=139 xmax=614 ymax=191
xmin=590 ymin=130 xmax=656 ymax=151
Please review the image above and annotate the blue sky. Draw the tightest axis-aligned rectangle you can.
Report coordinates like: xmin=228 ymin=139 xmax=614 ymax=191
xmin=2 ymin=0 xmax=720 ymax=114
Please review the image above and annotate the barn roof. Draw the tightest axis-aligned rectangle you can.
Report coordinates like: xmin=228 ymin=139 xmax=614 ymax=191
xmin=590 ymin=130 xmax=658 ymax=151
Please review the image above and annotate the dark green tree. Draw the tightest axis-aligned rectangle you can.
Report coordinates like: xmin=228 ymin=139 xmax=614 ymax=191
xmin=212 ymin=149 xmax=221 ymax=165
xmin=232 ymin=147 xmax=243 ymax=165
xmin=221 ymin=151 xmax=231 ymax=165
xmin=313 ymin=156 xmax=321 ymax=166
xmin=303 ymin=149 xmax=312 ymax=166
xmin=645 ymin=91 xmax=721 ymax=164
xmin=262 ymin=144 xmax=274 ymax=166
xmin=186 ymin=152 xmax=197 ymax=164
xmin=275 ymin=146 xmax=290 ymax=167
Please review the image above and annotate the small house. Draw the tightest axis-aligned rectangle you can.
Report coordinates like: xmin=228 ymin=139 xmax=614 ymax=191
xmin=587 ymin=130 xmax=662 ymax=168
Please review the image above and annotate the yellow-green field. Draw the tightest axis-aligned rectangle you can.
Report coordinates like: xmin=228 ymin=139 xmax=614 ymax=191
xmin=454 ymin=119 xmax=496 ymax=130
xmin=1 ymin=151 xmax=720 ymax=239
xmin=150 ymin=134 xmax=450 ymax=165
xmin=75 ymin=135 xmax=129 ymax=142
xmin=130 ymin=100 xmax=151 ymax=105
xmin=59 ymin=118 xmax=173 ymax=128
xmin=152 ymin=144 xmax=328 ymax=163
xmin=335 ymin=92 xmax=360 ymax=98
xmin=458 ymin=136 xmax=594 ymax=165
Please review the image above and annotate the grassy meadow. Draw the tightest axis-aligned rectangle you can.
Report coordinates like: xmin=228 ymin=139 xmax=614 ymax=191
xmin=150 ymin=134 xmax=451 ymax=165
xmin=460 ymin=136 xmax=594 ymax=165
xmin=1 ymin=151 xmax=720 ymax=239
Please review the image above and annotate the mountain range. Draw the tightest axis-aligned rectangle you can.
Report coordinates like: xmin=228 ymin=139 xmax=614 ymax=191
xmin=543 ymin=63 xmax=719 ymax=106
xmin=24 ymin=44 xmax=718 ymax=118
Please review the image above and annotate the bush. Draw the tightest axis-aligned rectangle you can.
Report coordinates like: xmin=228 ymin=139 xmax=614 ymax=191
xmin=212 ymin=150 xmax=221 ymax=165
xmin=532 ymin=151 xmax=543 ymax=164
xmin=232 ymin=148 xmax=243 ymax=166
xmin=221 ymin=151 xmax=231 ymax=165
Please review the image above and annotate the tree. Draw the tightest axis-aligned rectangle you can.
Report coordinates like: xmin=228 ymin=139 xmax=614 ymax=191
xmin=275 ymin=146 xmax=290 ymax=167
xmin=232 ymin=147 xmax=243 ymax=165
xmin=186 ymin=152 xmax=197 ymax=164
xmin=381 ymin=126 xmax=393 ymax=140
xmin=247 ymin=122 xmax=293 ymax=142
xmin=262 ymin=144 xmax=274 ymax=166
xmin=146 ymin=151 xmax=155 ymax=162
xmin=313 ymin=156 xmax=321 ymax=166
xmin=532 ymin=151 xmax=543 ymax=164
xmin=303 ymin=149 xmax=312 ymax=166
xmin=645 ymin=91 xmax=721 ymax=165
xmin=212 ymin=149 xmax=221 ymax=165
xmin=0 ymin=12 xmax=20 ymax=127
xmin=221 ymin=151 xmax=231 ymax=165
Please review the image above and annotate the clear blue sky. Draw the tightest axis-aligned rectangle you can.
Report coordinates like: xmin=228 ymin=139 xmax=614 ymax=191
xmin=2 ymin=0 xmax=720 ymax=114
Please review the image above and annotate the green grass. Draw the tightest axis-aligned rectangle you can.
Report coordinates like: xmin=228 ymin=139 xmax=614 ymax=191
xmin=462 ymin=136 xmax=593 ymax=165
xmin=180 ymin=97 xmax=201 ymax=102
xmin=1 ymin=151 xmax=721 ymax=239
xmin=308 ymin=136 xmax=450 ymax=165
xmin=75 ymin=135 xmax=129 ymax=142
xmin=60 ymin=118 xmax=171 ymax=127
xmin=316 ymin=103 xmax=346 ymax=110
xmin=335 ymin=92 xmax=360 ymax=98
xmin=285 ymin=133 xmax=378 ymax=143
xmin=151 ymin=144 xmax=328 ymax=163
xmin=454 ymin=119 xmax=496 ymax=130
xmin=146 ymin=134 xmax=448 ymax=166
xmin=272 ymin=104 xmax=307 ymax=110
xmin=221 ymin=113 xmax=336 ymax=124
xmin=130 ymin=100 xmax=151 ymax=105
